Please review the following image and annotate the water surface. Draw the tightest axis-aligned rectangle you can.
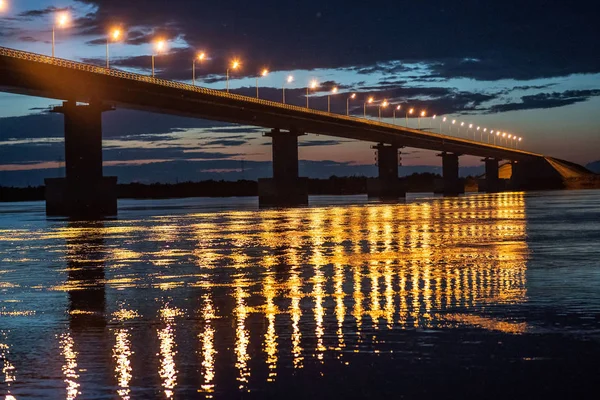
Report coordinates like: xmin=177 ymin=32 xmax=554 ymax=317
xmin=1 ymin=191 xmax=600 ymax=398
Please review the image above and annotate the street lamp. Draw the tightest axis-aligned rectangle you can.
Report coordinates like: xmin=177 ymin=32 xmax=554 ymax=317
xmin=393 ymin=105 xmax=401 ymax=125
xmin=256 ymin=68 xmax=268 ymax=98
xmin=451 ymin=119 xmax=456 ymax=134
xmin=346 ymin=93 xmax=356 ymax=116
xmin=328 ymin=86 xmax=338 ymax=113
xmin=106 ymin=28 xmax=122 ymax=69
xmin=502 ymin=132 xmax=507 ymax=147
xmin=378 ymin=100 xmax=388 ymax=121
xmin=193 ymin=52 xmax=206 ymax=86
xmin=460 ymin=121 xmax=465 ymax=136
xmin=441 ymin=117 xmax=447 ymax=134
xmin=306 ymin=79 xmax=318 ymax=108
xmin=152 ymin=39 xmax=166 ymax=78
xmin=52 ymin=11 xmax=69 ymax=58
xmin=431 ymin=114 xmax=436 ymax=131
xmin=406 ymin=108 xmax=414 ymax=127
xmin=364 ymin=97 xmax=374 ymax=118
xmin=517 ymin=137 xmax=522 ymax=149
xmin=468 ymin=123 xmax=473 ymax=140
xmin=418 ymin=110 xmax=426 ymax=129
xmin=0 ymin=1 xmax=7 ymax=12
xmin=477 ymin=126 xmax=481 ymax=141
xmin=226 ymin=59 xmax=240 ymax=93
xmin=283 ymin=75 xmax=293 ymax=103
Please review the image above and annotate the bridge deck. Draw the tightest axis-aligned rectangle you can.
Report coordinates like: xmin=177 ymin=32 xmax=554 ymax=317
xmin=0 ymin=46 xmax=541 ymax=161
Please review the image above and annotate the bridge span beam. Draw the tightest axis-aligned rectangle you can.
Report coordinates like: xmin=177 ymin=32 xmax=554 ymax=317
xmin=45 ymin=101 xmax=117 ymax=217
xmin=258 ymin=129 xmax=308 ymax=207
xmin=367 ymin=143 xmax=406 ymax=199
xmin=435 ymin=152 xmax=465 ymax=195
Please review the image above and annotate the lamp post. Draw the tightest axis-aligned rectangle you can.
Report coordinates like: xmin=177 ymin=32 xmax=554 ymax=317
xmin=406 ymin=108 xmax=414 ymax=127
xmin=364 ymin=97 xmax=374 ymax=118
xmin=393 ymin=105 xmax=401 ymax=124
xmin=477 ymin=126 xmax=481 ymax=141
xmin=193 ymin=52 xmax=206 ymax=86
xmin=106 ymin=28 xmax=122 ymax=68
xmin=306 ymin=79 xmax=318 ymax=108
xmin=441 ymin=117 xmax=447 ymax=134
xmin=378 ymin=100 xmax=388 ymax=121
xmin=418 ymin=110 xmax=426 ymax=129
xmin=459 ymin=121 xmax=465 ymax=136
xmin=346 ymin=93 xmax=356 ymax=116
xmin=328 ymin=87 xmax=338 ymax=113
xmin=226 ymin=59 xmax=240 ymax=93
xmin=517 ymin=137 xmax=522 ymax=149
xmin=483 ymin=128 xmax=488 ymax=143
xmin=451 ymin=119 xmax=456 ymax=134
xmin=52 ymin=12 xmax=69 ymax=58
xmin=283 ymin=75 xmax=293 ymax=103
xmin=502 ymin=132 xmax=507 ymax=147
xmin=431 ymin=114 xmax=436 ymax=131
xmin=468 ymin=124 xmax=473 ymax=140
xmin=152 ymin=40 xmax=165 ymax=78
xmin=255 ymin=68 xmax=268 ymax=98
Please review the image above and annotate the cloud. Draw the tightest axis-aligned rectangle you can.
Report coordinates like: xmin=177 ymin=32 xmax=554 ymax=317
xmin=488 ymin=90 xmax=600 ymax=113
xmin=67 ymin=0 xmax=600 ymax=81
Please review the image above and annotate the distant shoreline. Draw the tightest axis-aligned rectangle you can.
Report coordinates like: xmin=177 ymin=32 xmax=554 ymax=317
xmin=1 ymin=174 xmax=453 ymax=202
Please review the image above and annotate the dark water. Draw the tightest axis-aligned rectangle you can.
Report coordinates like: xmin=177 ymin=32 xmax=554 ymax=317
xmin=1 ymin=191 xmax=600 ymax=399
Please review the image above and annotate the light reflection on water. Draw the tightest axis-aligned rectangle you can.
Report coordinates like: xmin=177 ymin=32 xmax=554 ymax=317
xmin=1 ymin=191 xmax=600 ymax=398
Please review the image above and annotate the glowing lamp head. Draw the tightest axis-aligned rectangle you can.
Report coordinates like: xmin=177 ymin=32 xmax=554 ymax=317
xmin=261 ymin=68 xmax=268 ymax=77
xmin=381 ymin=100 xmax=388 ymax=107
xmin=0 ymin=0 xmax=5 ymax=11
xmin=519 ymin=137 xmax=522 ymax=141
xmin=508 ymin=134 xmax=512 ymax=139
xmin=286 ymin=75 xmax=294 ymax=83
xmin=432 ymin=114 xmax=436 ymax=119
xmin=111 ymin=29 xmax=121 ymax=41
xmin=469 ymin=124 xmax=473 ymax=128
xmin=332 ymin=86 xmax=338 ymax=94
xmin=198 ymin=52 xmax=206 ymax=61
xmin=350 ymin=93 xmax=356 ymax=99
xmin=496 ymin=131 xmax=500 ymax=136
xmin=452 ymin=119 xmax=456 ymax=124
xmin=396 ymin=105 xmax=401 ymax=110
xmin=421 ymin=111 xmax=426 ymax=117
xmin=443 ymin=117 xmax=447 ymax=122
xmin=461 ymin=122 xmax=465 ymax=126
xmin=484 ymin=128 xmax=487 ymax=132
xmin=155 ymin=40 xmax=166 ymax=53
xmin=409 ymin=108 xmax=414 ymax=114
xmin=309 ymin=79 xmax=318 ymax=89
xmin=477 ymin=126 xmax=480 ymax=130
xmin=368 ymin=97 xmax=374 ymax=104
xmin=56 ymin=12 xmax=69 ymax=27
xmin=231 ymin=60 xmax=240 ymax=70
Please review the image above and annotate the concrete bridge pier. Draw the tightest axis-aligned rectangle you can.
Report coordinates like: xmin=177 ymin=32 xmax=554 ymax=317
xmin=367 ymin=143 xmax=406 ymax=199
xmin=435 ymin=152 xmax=465 ymax=195
xmin=45 ymin=101 xmax=117 ymax=217
xmin=479 ymin=158 xmax=502 ymax=193
xmin=258 ymin=129 xmax=308 ymax=207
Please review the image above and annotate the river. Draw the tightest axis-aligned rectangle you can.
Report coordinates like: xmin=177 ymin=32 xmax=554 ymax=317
xmin=1 ymin=190 xmax=599 ymax=398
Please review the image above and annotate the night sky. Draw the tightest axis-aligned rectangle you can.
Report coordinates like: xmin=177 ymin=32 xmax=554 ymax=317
xmin=1 ymin=0 xmax=599 ymax=185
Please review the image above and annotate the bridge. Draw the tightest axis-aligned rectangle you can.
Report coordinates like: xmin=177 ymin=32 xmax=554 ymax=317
xmin=0 ymin=46 xmax=590 ymax=216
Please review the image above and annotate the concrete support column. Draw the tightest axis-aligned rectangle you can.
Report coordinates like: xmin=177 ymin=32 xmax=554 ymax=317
xmin=435 ymin=152 xmax=464 ymax=195
xmin=367 ymin=143 xmax=406 ymax=199
xmin=258 ymin=129 xmax=308 ymax=206
xmin=479 ymin=158 xmax=502 ymax=193
xmin=45 ymin=101 xmax=118 ymax=216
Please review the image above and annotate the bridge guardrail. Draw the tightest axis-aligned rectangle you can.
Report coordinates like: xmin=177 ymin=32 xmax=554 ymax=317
xmin=0 ymin=46 xmax=536 ymax=156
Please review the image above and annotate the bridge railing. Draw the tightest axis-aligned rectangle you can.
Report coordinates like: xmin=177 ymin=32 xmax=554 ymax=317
xmin=0 ymin=46 xmax=534 ymax=155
